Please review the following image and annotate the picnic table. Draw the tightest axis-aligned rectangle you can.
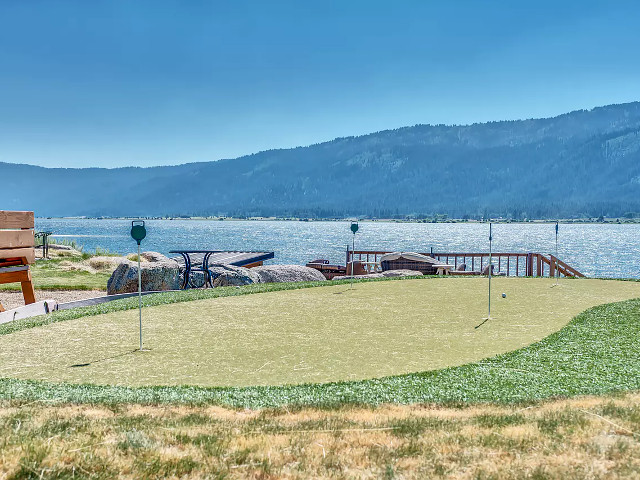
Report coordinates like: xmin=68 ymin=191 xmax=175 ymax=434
xmin=169 ymin=250 xmax=275 ymax=289
xmin=35 ymin=231 xmax=53 ymax=259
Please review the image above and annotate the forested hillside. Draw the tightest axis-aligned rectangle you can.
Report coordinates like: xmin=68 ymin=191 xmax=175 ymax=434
xmin=2 ymin=102 xmax=640 ymax=219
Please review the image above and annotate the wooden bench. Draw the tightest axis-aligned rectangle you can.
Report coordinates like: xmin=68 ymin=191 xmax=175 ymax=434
xmin=0 ymin=211 xmax=36 ymax=312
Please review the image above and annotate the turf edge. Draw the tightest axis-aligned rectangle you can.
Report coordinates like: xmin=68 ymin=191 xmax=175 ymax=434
xmin=1 ymin=277 xmax=639 ymax=409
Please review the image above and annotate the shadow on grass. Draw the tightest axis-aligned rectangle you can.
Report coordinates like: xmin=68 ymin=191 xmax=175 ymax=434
xmin=70 ymin=349 xmax=142 ymax=368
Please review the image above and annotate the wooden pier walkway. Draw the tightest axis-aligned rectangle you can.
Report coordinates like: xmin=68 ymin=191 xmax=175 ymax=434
xmin=346 ymin=249 xmax=584 ymax=278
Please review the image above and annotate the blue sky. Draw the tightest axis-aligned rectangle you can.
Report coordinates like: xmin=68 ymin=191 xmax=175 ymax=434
xmin=1 ymin=0 xmax=639 ymax=168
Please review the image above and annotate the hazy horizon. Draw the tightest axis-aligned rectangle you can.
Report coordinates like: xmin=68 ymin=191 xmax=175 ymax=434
xmin=1 ymin=0 xmax=640 ymax=168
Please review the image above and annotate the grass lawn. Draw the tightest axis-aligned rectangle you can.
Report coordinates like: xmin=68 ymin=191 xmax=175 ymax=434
xmin=3 ymin=393 xmax=640 ymax=479
xmin=0 ymin=256 xmax=111 ymax=291
xmin=1 ymin=277 xmax=640 ymax=408
xmin=1 ymin=277 xmax=638 ymax=387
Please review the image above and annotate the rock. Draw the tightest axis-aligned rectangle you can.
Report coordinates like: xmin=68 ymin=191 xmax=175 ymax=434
xmin=107 ymin=252 xmax=180 ymax=294
xmin=210 ymin=265 xmax=260 ymax=287
xmin=251 ymin=265 xmax=326 ymax=283
xmin=456 ymin=263 xmax=467 ymax=271
xmin=332 ymin=270 xmax=421 ymax=281
xmin=332 ymin=273 xmax=385 ymax=280
xmin=87 ymin=256 xmax=128 ymax=271
xmin=381 ymin=269 xmax=424 ymax=277
xmin=49 ymin=244 xmax=75 ymax=251
xmin=139 ymin=251 xmax=169 ymax=263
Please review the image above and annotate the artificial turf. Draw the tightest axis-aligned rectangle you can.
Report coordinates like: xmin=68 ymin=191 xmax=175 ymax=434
xmin=1 ymin=276 xmax=639 ymax=408
xmin=2 ymin=277 xmax=639 ymax=388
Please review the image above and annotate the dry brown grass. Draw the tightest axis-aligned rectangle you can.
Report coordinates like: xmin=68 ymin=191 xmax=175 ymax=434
xmin=2 ymin=393 xmax=640 ymax=479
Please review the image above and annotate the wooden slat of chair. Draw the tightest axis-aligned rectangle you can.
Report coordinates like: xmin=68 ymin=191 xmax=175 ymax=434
xmin=0 ymin=230 xmax=35 ymax=248
xmin=0 ymin=210 xmax=36 ymax=307
xmin=0 ymin=210 xmax=34 ymax=229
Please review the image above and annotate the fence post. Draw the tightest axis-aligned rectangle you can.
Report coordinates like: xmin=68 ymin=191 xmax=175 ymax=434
xmin=537 ymin=254 xmax=542 ymax=277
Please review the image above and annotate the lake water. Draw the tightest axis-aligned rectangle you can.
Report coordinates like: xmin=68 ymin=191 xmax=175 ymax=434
xmin=35 ymin=219 xmax=640 ymax=279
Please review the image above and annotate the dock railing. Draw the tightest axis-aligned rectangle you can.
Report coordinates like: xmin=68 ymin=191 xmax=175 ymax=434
xmin=346 ymin=248 xmax=584 ymax=278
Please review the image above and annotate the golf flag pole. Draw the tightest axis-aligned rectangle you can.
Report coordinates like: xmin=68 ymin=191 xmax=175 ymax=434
xmin=488 ymin=222 xmax=493 ymax=319
xmin=138 ymin=242 xmax=142 ymax=349
xmin=350 ymin=222 xmax=359 ymax=289
xmin=554 ymin=221 xmax=559 ymax=285
xmin=130 ymin=221 xmax=147 ymax=351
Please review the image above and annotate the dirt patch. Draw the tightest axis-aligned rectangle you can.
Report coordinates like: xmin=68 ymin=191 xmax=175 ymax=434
xmin=86 ymin=256 xmax=128 ymax=271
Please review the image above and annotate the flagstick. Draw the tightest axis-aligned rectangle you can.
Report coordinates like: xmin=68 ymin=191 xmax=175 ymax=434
xmin=138 ymin=243 xmax=143 ymax=350
xmin=555 ymin=221 xmax=559 ymax=286
xmin=476 ymin=222 xmax=493 ymax=329
xmin=350 ymin=233 xmax=355 ymax=290
xmin=487 ymin=222 xmax=493 ymax=319
xmin=348 ymin=222 xmax=359 ymax=290
xmin=130 ymin=220 xmax=147 ymax=351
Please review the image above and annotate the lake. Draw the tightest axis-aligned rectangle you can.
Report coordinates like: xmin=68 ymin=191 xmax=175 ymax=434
xmin=35 ymin=219 xmax=640 ymax=279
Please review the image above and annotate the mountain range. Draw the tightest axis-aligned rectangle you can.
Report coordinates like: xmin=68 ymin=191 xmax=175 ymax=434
xmin=2 ymin=101 xmax=640 ymax=219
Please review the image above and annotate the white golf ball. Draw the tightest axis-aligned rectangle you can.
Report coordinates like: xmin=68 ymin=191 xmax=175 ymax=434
xmin=502 ymin=293 xmax=507 ymax=298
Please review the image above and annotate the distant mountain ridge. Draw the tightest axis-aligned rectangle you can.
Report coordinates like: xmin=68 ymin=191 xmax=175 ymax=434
xmin=2 ymin=101 xmax=640 ymax=219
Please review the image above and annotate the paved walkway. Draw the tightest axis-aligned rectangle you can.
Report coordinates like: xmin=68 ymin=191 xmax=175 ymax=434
xmin=0 ymin=290 xmax=105 ymax=311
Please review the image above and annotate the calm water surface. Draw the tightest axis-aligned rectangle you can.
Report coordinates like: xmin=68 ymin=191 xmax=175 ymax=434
xmin=35 ymin=219 xmax=640 ymax=279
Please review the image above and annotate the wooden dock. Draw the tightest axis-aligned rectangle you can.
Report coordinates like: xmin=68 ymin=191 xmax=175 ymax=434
xmin=346 ymin=249 xmax=584 ymax=278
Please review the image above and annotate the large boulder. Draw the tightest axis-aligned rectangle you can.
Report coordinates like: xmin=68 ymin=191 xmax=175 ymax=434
xmin=381 ymin=269 xmax=424 ymax=277
xmin=251 ymin=265 xmax=326 ymax=283
xmin=332 ymin=273 xmax=385 ymax=280
xmin=210 ymin=264 xmax=261 ymax=287
xmin=107 ymin=252 xmax=180 ymax=294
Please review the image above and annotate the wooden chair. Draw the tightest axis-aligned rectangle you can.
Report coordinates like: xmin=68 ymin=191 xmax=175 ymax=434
xmin=0 ymin=211 xmax=36 ymax=312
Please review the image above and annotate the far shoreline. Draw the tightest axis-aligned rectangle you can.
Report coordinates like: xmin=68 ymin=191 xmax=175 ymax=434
xmin=35 ymin=216 xmax=640 ymax=225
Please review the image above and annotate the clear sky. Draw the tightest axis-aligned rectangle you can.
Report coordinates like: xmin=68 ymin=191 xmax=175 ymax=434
xmin=1 ymin=0 xmax=639 ymax=168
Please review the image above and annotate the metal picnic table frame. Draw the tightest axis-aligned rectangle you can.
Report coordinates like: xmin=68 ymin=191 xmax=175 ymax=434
xmin=169 ymin=250 xmax=275 ymax=289
xmin=35 ymin=231 xmax=53 ymax=259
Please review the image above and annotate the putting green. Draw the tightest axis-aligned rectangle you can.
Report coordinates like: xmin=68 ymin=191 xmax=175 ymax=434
xmin=1 ymin=278 xmax=639 ymax=388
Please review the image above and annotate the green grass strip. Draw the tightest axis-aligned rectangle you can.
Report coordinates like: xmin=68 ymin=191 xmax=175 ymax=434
xmin=1 ymin=277 xmax=639 ymax=408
